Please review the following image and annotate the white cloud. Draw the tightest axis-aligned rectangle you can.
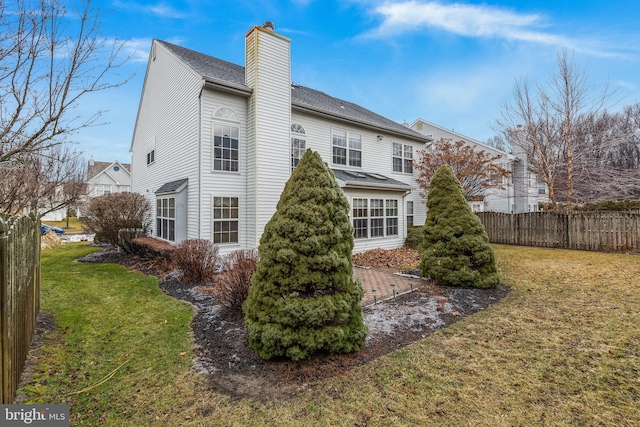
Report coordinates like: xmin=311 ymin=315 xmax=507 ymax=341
xmin=122 ymin=38 xmax=153 ymax=63
xmin=363 ymin=1 xmax=634 ymax=58
xmin=112 ymin=1 xmax=187 ymax=19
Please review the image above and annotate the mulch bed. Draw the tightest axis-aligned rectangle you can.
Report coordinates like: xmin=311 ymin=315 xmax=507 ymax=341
xmin=77 ymin=246 xmax=510 ymax=401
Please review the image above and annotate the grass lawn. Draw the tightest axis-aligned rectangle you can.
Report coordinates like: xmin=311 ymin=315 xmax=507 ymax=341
xmin=42 ymin=217 xmax=86 ymax=235
xmin=18 ymin=243 xmax=640 ymax=426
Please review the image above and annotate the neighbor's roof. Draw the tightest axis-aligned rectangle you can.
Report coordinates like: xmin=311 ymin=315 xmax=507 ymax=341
xmin=87 ymin=161 xmax=131 ymax=181
xmin=156 ymin=40 xmax=428 ymax=142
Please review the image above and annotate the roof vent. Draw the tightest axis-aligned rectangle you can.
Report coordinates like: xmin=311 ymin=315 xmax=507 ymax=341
xmin=263 ymin=21 xmax=275 ymax=31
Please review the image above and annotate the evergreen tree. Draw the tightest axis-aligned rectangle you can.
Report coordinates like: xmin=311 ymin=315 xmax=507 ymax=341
xmin=420 ymin=165 xmax=499 ymax=289
xmin=243 ymin=149 xmax=368 ymax=360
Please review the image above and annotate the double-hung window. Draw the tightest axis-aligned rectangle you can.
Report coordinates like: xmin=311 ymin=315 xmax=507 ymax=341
xmin=291 ymin=123 xmax=306 ymax=171
xmin=333 ymin=128 xmax=362 ymax=167
xmin=213 ymin=107 xmax=240 ymax=172
xmin=156 ymin=197 xmax=175 ymax=242
xmin=406 ymin=201 xmax=414 ymax=227
xmin=352 ymin=198 xmax=399 ymax=239
xmin=392 ymin=142 xmax=413 ymax=173
xmin=386 ymin=199 xmax=398 ymax=235
xmin=213 ymin=197 xmax=239 ymax=244
xmin=352 ymin=199 xmax=368 ymax=239
xmin=95 ymin=184 xmax=112 ymax=196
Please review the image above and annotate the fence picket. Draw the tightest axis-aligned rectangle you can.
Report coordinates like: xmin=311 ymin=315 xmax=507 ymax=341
xmin=477 ymin=211 xmax=640 ymax=253
xmin=0 ymin=214 xmax=41 ymax=404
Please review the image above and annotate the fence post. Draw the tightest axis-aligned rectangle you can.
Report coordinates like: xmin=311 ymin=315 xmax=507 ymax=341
xmin=567 ymin=213 xmax=572 ymax=249
xmin=0 ymin=216 xmax=8 ymax=404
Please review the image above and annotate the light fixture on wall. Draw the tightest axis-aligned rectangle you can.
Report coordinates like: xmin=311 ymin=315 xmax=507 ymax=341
xmin=377 ymin=135 xmax=383 ymax=141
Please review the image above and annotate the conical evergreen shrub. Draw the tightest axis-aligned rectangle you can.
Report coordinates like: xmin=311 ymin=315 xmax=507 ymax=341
xmin=419 ymin=165 xmax=499 ymax=289
xmin=243 ymin=149 xmax=368 ymax=360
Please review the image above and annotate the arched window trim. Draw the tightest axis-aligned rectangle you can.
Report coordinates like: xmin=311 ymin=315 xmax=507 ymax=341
xmin=213 ymin=107 xmax=239 ymax=122
xmin=291 ymin=123 xmax=306 ymax=134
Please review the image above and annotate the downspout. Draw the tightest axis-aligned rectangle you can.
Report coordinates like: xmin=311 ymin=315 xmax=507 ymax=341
xmin=198 ymin=79 xmax=205 ymax=239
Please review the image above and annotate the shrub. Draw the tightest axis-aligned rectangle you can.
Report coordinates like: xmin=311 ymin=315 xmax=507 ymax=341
xmin=118 ymin=228 xmax=146 ymax=254
xmin=243 ymin=149 xmax=368 ymax=361
xmin=420 ymin=165 xmax=499 ymax=289
xmin=404 ymin=226 xmax=424 ymax=249
xmin=83 ymin=193 xmax=151 ymax=247
xmin=129 ymin=236 xmax=175 ymax=264
xmin=172 ymin=239 xmax=219 ymax=285
xmin=213 ymin=249 xmax=258 ymax=316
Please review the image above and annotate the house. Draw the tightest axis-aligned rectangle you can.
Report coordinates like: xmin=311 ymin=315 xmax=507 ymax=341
xmin=130 ymin=21 xmax=431 ymax=254
xmin=86 ymin=158 xmax=132 ymax=197
xmin=409 ymin=119 xmax=542 ymax=213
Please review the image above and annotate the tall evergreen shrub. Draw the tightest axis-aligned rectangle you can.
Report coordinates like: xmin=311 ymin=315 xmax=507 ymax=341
xmin=420 ymin=165 xmax=499 ymax=289
xmin=243 ymin=149 xmax=368 ymax=360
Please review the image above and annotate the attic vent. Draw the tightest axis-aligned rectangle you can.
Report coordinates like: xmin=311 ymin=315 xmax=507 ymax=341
xmin=344 ymin=170 xmax=366 ymax=178
xmin=366 ymin=173 xmax=387 ymax=181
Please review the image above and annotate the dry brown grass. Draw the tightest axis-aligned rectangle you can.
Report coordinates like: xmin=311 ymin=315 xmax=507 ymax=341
xmin=158 ymin=245 xmax=640 ymax=426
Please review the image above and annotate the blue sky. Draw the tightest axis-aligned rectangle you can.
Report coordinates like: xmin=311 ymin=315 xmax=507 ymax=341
xmin=76 ymin=0 xmax=640 ymax=164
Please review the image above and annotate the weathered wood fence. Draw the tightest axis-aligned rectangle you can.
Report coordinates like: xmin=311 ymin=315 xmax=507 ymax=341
xmin=0 ymin=213 xmax=41 ymax=403
xmin=477 ymin=211 xmax=640 ymax=252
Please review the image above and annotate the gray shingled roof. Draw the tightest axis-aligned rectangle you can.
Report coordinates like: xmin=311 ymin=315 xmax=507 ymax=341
xmin=155 ymin=178 xmax=188 ymax=194
xmin=157 ymin=40 xmax=427 ymax=141
xmin=87 ymin=161 xmax=131 ymax=181
xmin=332 ymin=169 xmax=412 ymax=191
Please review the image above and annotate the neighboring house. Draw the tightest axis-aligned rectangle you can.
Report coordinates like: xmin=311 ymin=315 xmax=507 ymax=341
xmin=130 ymin=21 xmax=431 ymax=255
xmin=409 ymin=119 xmax=542 ymax=213
xmin=86 ymin=158 xmax=132 ymax=197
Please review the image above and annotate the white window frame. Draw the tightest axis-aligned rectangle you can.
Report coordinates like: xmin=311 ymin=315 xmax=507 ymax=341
xmin=291 ymin=123 xmax=306 ymax=171
xmin=146 ymin=136 xmax=156 ymax=166
xmin=213 ymin=196 xmax=239 ymax=244
xmin=332 ymin=128 xmax=362 ymax=168
xmin=212 ymin=107 xmax=240 ymax=173
xmin=156 ymin=197 xmax=176 ymax=242
xmin=392 ymin=142 xmax=413 ymax=174
xmin=406 ymin=200 xmax=414 ymax=227
xmin=119 ymin=185 xmax=131 ymax=193
xmin=95 ymin=184 xmax=112 ymax=196
xmin=352 ymin=197 xmax=399 ymax=239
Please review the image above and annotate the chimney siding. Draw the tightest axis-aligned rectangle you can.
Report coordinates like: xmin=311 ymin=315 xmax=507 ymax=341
xmin=245 ymin=25 xmax=292 ymax=246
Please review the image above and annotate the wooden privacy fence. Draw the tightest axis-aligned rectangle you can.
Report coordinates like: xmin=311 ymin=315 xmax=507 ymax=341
xmin=477 ymin=211 xmax=640 ymax=252
xmin=0 ymin=213 xmax=41 ymax=404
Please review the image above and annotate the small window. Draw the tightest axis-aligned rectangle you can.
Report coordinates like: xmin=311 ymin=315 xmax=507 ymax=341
xmin=333 ymin=128 xmax=361 ymax=167
xmin=114 ymin=165 xmax=120 ymax=172
xmin=392 ymin=143 xmax=413 ymax=173
xmin=147 ymin=149 xmax=155 ymax=166
xmin=291 ymin=124 xmax=306 ymax=171
xmin=538 ymin=181 xmax=546 ymax=195
xmin=406 ymin=201 xmax=414 ymax=227
xmin=213 ymin=197 xmax=239 ymax=244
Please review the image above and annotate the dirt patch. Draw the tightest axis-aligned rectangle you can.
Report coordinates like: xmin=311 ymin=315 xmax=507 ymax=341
xmin=76 ymin=247 xmax=509 ymax=401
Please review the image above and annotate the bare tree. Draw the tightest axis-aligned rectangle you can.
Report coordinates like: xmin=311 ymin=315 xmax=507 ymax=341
xmin=496 ymin=50 xmax=613 ymax=212
xmin=0 ymin=0 xmax=129 ymax=214
xmin=414 ymin=138 xmax=511 ymax=201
